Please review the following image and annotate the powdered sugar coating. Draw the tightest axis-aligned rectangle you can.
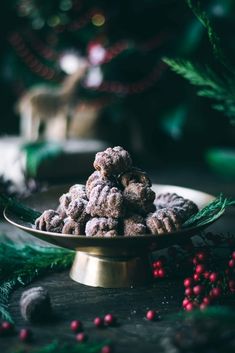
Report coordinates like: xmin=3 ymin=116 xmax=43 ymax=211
xmin=85 ymin=217 xmax=118 ymax=237
xmin=86 ymin=184 xmax=124 ymax=218
xmin=62 ymin=218 xmax=84 ymax=235
xmin=35 ymin=210 xmax=64 ymax=233
xmin=86 ymin=171 xmax=115 ymax=198
xmin=146 ymin=208 xmax=181 ymax=235
xmin=119 ymin=167 xmax=151 ymax=188
xmin=123 ymin=183 xmax=155 ymax=215
xmin=123 ymin=214 xmax=147 ymax=236
xmin=94 ymin=146 xmax=132 ymax=177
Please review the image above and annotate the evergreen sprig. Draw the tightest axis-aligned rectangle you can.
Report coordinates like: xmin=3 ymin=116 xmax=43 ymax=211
xmin=183 ymin=194 xmax=235 ymax=228
xmin=10 ymin=340 xmax=107 ymax=353
xmin=0 ymin=242 xmax=74 ymax=323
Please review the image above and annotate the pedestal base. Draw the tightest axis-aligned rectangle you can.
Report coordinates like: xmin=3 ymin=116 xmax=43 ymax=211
xmin=70 ymin=251 xmax=152 ymax=288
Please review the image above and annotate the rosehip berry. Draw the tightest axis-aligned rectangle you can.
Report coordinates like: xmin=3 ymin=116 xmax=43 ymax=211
xmin=182 ymin=298 xmax=190 ymax=308
xmin=200 ymin=303 xmax=207 ymax=311
xmin=193 ymin=285 xmax=204 ymax=296
xmin=185 ymin=287 xmax=193 ymax=296
xmin=158 ymin=268 xmax=166 ymax=278
xmin=195 ymin=264 xmax=205 ymax=274
xmin=70 ymin=320 xmax=83 ymax=333
xmin=93 ymin=317 xmax=104 ymax=328
xmin=101 ymin=345 xmax=112 ymax=353
xmin=210 ymin=287 xmax=222 ymax=299
xmin=1 ymin=321 xmax=14 ymax=335
xmin=19 ymin=328 xmax=31 ymax=342
xmin=104 ymin=314 xmax=116 ymax=326
xmin=193 ymin=273 xmax=200 ymax=281
xmin=196 ymin=251 xmax=207 ymax=262
xmin=153 ymin=269 xmax=159 ymax=278
xmin=203 ymin=296 xmax=210 ymax=305
xmin=228 ymin=259 xmax=235 ymax=268
xmin=146 ymin=310 xmax=156 ymax=321
xmin=209 ymin=272 xmax=218 ymax=283
xmin=204 ymin=271 xmax=210 ymax=279
xmin=184 ymin=277 xmax=193 ymax=288
xmin=185 ymin=302 xmax=194 ymax=311
xmin=76 ymin=332 xmax=87 ymax=343
xmin=229 ymin=280 xmax=235 ymax=292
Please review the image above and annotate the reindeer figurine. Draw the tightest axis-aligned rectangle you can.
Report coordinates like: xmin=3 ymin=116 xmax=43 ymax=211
xmin=17 ymin=63 xmax=88 ymax=141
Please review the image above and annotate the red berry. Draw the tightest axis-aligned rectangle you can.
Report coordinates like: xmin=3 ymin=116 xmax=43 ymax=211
xmin=101 ymin=345 xmax=112 ymax=353
xmin=204 ymin=271 xmax=210 ymax=279
xmin=70 ymin=320 xmax=83 ymax=333
xmin=185 ymin=287 xmax=193 ymax=296
xmin=228 ymin=259 xmax=235 ymax=268
xmin=76 ymin=332 xmax=87 ymax=343
xmin=104 ymin=314 xmax=116 ymax=326
xmin=184 ymin=277 xmax=193 ymax=288
xmin=158 ymin=268 xmax=166 ymax=278
xmin=182 ymin=298 xmax=190 ymax=308
xmin=19 ymin=328 xmax=31 ymax=342
xmin=93 ymin=317 xmax=104 ymax=328
xmin=153 ymin=269 xmax=159 ymax=278
xmin=200 ymin=303 xmax=207 ymax=311
xmin=193 ymin=273 xmax=200 ymax=281
xmin=193 ymin=285 xmax=204 ymax=296
xmin=156 ymin=260 xmax=163 ymax=268
xmin=203 ymin=296 xmax=210 ymax=305
xmin=193 ymin=257 xmax=198 ymax=265
xmin=210 ymin=287 xmax=222 ymax=299
xmin=232 ymin=251 xmax=235 ymax=260
xmin=153 ymin=262 xmax=158 ymax=269
xmin=209 ymin=272 xmax=218 ymax=283
xmin=195 ymin=264 xmax=205 ymax=274
xmin=146 ymin=310 xmax=156 ymax=321
xmin=1 ymin=321 xmax=14 ymax=335
xmin=185 ymin=302 xmax=194 ymax=311
xmin=229 ymin=280 xmax=235 ymax=292
xmin=196 ymin=251 xmax=207 ymax=262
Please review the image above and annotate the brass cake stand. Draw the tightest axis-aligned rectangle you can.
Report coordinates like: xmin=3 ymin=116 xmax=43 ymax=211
xmin=4 ymin=184 xmax=221 ymax=288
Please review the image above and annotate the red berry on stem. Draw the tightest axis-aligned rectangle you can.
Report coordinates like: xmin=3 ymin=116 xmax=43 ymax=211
xmin=146 ymin=310 xmax=156 ymax=321
xmin=196 ymin=251 xmax=207 ymax=262
xmin=210 ymin=287 xmax=222 ymax=299
xmin=203 ymin=296 xmax=210 ymax=305
xmin=182 ymin=298 xmax=190 ymax=308
xmin=19 ymin=328 xmax=31 ymax=342
xmin=104 ymin=314 xmax=116 ymax=326
xmin=204 ymin=271 xmax=210 ymax=279
xmin=76 ymin=332 xmax=87 ymax=343
xmin=195 ymin=264 xmax=205 ymax=274
xmin=185 ymin=287 xmax=193 ymax=296
xmin=1 ymin=321 xmax=14 ymax=335
xmin=156 ymin=260 xmax=163 ymax=268
xmin=93 ymin=317 xmax=104 ymax=328
xmin=193 ymin=273 xmax=200 ymax=282
xmin=70 ymin=320 xmax=83 ymax=333
xmin=209 ymin=272 xmax=218 ymax=283
xmin=158 ymin=268 xmax=166 ymax=278
xmin=228 ymin=259 xmax=235 ymax=268
xmin=153 ymin=262 xmax=158 ymax=269
xmin=193 ymin=285 xmax=204 ymax=296
xmin=193 ymin=257 xmax=198 ymax=265
xmin=184 ymin=278 xmax=193 ymax=288
xmin=200 ymin=303 xmax=207 ymax=311
xmin=153 ymin=269 xmax=159 ymax=278
xmin=101 ymin=345 xmax=112 ymax=353
xmin=185 ymin=302 xmax=194 ymax=312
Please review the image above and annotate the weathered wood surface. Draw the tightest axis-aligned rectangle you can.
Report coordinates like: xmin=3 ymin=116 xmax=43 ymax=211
xmin=0 ymin=167 xmax=235 ymax=353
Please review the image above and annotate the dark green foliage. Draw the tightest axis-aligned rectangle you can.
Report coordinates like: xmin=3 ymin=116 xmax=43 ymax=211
xmin=0 ymin=241 xmax=74 ymax=323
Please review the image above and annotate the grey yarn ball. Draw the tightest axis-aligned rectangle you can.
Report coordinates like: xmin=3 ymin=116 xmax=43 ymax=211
xmin=20 ymin=287 xmax=52 ymax=322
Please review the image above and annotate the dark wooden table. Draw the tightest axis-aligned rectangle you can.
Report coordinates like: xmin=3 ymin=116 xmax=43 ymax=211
xmin=1 ymin=166 xmax=235 ymax=353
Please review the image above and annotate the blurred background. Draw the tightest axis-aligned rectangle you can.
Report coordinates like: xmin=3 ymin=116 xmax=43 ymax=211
xmin=0 ymin=0 xmax=235 ymax=193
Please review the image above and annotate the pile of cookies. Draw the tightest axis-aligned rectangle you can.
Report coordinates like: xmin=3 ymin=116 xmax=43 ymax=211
xmin=35 ymin=146 xmax=198 ymax=237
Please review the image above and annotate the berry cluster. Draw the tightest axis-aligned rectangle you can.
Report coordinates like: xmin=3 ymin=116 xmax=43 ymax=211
xmin=182 ymin=250 xmax=235 ymax=311
xmin=0 ymin=321 xmax=31 ymax=342
xmin=152 ymin=259 xmax=166 ymax=279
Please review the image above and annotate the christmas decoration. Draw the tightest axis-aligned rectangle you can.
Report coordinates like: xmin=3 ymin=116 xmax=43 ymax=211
xmin=20 ymin=286 xmax=52 ymax=322
xmin=0 ymin=242 xmax=73 ymax=323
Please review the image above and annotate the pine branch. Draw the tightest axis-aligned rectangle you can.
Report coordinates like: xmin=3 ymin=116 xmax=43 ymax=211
xmin=10 ymin=340 xmax=107 ymax=353
xmin=163 ymin=57 xmax=235 ymax=123
xmin=186 ymin=0 xmax=233 ymax=72
xmin=183 ymin=194 xmax=235 ymax=228
xmin=0 ymin=242 xmax=74 ymax=323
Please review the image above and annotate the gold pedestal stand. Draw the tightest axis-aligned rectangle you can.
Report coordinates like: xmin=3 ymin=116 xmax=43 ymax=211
xmin=70 ymin=251 xmax=152 ymax=288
